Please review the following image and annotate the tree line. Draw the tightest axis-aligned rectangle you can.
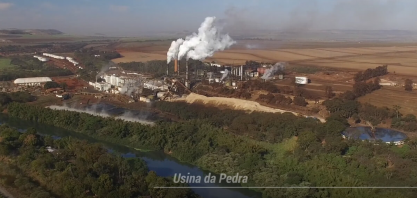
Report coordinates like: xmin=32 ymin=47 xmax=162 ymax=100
xmin=0 ymin=124 xmax=198 ymax=198
xmin=5 ymin=101 xmax=417 ymax=197
xmin=354 ymin=65 xmax=388 ymax=82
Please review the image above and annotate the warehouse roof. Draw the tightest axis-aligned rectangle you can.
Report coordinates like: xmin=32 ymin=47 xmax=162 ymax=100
xmin=14 ymin=77 xmax=52 ymax=84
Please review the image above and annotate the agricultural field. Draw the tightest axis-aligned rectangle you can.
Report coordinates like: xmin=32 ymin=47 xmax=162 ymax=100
xmin=111 ymin=40 xmax=417 ymax=76
xmin=358 ymin=86 xmax=417 ymax=116
xmin=0 ymin=58 xmax=14 ymax=70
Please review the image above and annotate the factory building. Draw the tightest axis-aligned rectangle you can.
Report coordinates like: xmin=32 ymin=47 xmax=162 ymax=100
xmin=14 ymin=77 xmax=52 ymax=86
xmin=33 ymin=55 xmax=49 ymax=62
xmin=89 ymin=81 xmax=112 ymax=92
xmin=66 ymin=57 xmax=79 ymax=66
xmin=144 ymin=80 xmax=168 ymax=91
xmin=42 ymin=53 xmax=65 ymax=60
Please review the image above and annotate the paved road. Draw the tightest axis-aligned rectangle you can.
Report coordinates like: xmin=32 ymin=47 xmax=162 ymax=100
xmin=0 ymin=186 xmax=15 ymax=198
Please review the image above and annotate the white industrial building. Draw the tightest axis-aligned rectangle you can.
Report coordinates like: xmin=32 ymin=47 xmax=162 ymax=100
xmin=42 ymin=53 xmax=65 ymax=60
xmin=14 ymin=77 xmax=52 ymax=86
xmin=144 ymin=80 xmax=168 ymax=91
xmin=66 ymin=57 xmax=79 ymax=66
xmin=89 ymin=81 xmax=112 ymax=92
xmin=33 ymin=55 xmax=49 ymax=62
xmin=295 ymin=77 xmax=308 ymax=84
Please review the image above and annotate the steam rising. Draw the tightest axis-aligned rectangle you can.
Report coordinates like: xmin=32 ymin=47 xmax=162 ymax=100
xmin=167 ymin=38 xmax=184 ymax=64
xmin=167 ymin=16 xmax=236 ymax=63
xmin=220 ymin=69 xmax=229 ymax=81
xmin=96 ymin=61 xmax=115 ymax=81
xmin=262 ymin=62 xmax=286 ymax=80
xmin=47 ymin=104 xmax=154 ymax=126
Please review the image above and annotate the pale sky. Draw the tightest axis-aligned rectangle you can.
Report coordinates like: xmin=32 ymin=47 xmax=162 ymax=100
xmin=0 ymin=0 xmax=417 ymax=36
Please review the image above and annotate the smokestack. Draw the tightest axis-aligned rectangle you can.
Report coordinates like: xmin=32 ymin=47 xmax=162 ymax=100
xmin=241 ymin=65 xmax=243 ymax=81
xmin=178 ymin=60 xmax=180 ymax=75
xmin=186 ymin=60 xmax=188 ymax=80
xmin=174 ymin=60 xmax=178 ymax=73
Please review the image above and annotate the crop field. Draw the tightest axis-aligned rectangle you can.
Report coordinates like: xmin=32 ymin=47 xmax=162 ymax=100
xmin=358 ymin=86 xmax=417 ymax=116
xmin=0 ymin=58 xmax=14 ymax=70
xmin=111 ymin=40 xmax=417 ymax=76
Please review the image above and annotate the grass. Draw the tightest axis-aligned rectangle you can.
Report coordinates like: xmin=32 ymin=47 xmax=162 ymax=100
xmin=358 ymin=86 xmax=417 ymax=116
xmin=0 ymin=58 xmax=14 ymax=70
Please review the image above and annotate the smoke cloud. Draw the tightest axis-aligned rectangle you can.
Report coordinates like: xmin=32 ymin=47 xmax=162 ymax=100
xmin=262 ymin=62 xmax=286 ymax=80
xmin=167 ymin=16 xmax=236 ymax=62
xmin=220 ymin=69 xmax=230 ymax=81
xmin=167 ymin=38 xmax=184 ymax=64
xmin=48 ymin=104 xmax=154 ymax=126
xmin=96 ymin=61 xmax=116 ymax=81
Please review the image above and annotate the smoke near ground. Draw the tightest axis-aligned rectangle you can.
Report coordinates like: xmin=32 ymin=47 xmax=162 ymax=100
xmin=167 ymin=16 xmax=236 ymax=63
xmin=262 ymin=62 xmax=286 ymax=80
xmin=47 ymin=104 xmax=155 ymax=126
xmin=96 ymin=61 xmax=115 ymax=81
xmin=220 ymin=69 xmax=230 ymax=81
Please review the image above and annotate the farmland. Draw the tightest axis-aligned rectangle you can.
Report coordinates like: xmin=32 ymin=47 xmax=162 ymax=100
xmin=0 ymin=58 xmax=14 ymax=70
xmin=111 ymin=40 xmax=417 ymax=75
xmin=358 ymin=86 xmax=417 ymax=116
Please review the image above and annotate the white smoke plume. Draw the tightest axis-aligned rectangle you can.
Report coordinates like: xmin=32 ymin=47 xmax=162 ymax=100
xmin=96 ymin=61 xmax=115 ymax=81
xmin=168 ymin=17 xmax=235 ymax=62
xmin=261 ymin=62 xmax=287 ymax=80
xmin=167 ymin=38 xmax=184 ymax=64
xmin=220 ymin=69 xmax=230 ymax=81
xmin=47 ymin=104 xmax=154 ymax=126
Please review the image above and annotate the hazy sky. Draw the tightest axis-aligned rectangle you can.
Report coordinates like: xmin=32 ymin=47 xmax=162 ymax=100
xmin=1 ymin=0 xmax=417 ymax=36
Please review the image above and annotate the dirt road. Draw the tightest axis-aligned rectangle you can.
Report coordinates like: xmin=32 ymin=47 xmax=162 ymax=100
xmin=173 ymin=93 xmax=326 ymax=123
xmin=0 ymin=186 xmax=15 ymax=198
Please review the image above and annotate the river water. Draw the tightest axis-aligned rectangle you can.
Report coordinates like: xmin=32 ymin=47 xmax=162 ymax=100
xmin=343 ymin=127 xmax=407 ymax=142
xmin=0 ymin=114 xmax=262 ymax=198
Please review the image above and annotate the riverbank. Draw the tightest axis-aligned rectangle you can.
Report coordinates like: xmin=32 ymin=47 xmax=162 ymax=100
xmin=0 ymin=114 xmax=263 ymax=198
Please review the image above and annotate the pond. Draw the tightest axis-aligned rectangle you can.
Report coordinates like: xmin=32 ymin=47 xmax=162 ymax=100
xmin=342 ymin=127 xmax=407 ymax=143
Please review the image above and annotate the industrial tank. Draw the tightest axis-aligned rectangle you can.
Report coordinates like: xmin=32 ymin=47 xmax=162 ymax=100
xmin=215 ymin=78 xmax=220 ymax=83
xmin=232 ymin=82 xmax=236 ymax=87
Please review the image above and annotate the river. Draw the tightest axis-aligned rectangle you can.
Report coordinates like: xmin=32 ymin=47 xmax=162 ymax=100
xmin=0 ymin=114 xmax=262 ymax=198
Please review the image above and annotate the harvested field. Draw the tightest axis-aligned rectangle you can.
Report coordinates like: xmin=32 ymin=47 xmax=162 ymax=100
xmin=51 ymin=77 xmax=87 ymax=91
xmin=112 ymin=40 xmax=417 ymax=76
xmin=357 ymin=86 xmax=417 ymax=116
xmin=113 ymin=51 xmax=166 ymax=63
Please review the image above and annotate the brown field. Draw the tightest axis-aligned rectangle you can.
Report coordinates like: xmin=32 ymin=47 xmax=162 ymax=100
xmin=358 ymin=86 xmax=417 ymax=116
xmin=111 ymin=40 xmax=417 ymax=76
xmin=51 ymin=77 xmax=87 ymax=91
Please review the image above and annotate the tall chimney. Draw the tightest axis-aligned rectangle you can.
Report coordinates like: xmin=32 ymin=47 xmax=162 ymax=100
xmin=174 ymin=60 xmax=178 ymax=73
xmin=178 ymin=60 xmax=180 ymax=75
xmin=241 ymin=65 xmax=243 ymax=81
xmin=186 ymin=60 xmax=189 ymax=81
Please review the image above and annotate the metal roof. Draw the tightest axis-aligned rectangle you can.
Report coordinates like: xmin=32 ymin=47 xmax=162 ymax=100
xmin=14 ymin=77 xmax=52 ymax=84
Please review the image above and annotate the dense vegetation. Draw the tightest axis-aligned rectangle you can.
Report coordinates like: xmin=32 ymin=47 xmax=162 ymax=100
xmin=354 ymin=65 xmax=388 ymax=82
xmin=0 ymin=125 xmax=198 ymax=198
xmin=0 ymin=92 xmax=36 ymax=107
xmin=4 ymin=102 xmax=417 ymax=198
xmin=0 ymin=56 xmax=73 ymax=81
